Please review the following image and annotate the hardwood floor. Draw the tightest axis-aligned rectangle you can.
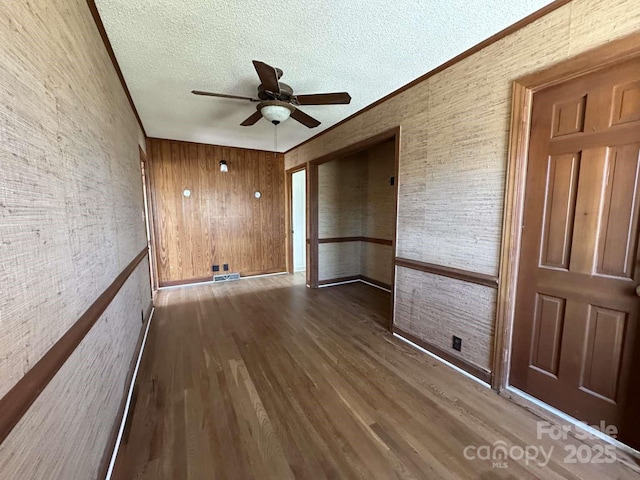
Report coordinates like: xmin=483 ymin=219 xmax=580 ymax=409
xmin=112 ymin=274 xmax=639 ymax=479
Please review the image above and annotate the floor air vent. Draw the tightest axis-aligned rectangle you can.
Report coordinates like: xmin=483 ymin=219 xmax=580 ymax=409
xmin=213 ymin=273 xmax=240 ymax=283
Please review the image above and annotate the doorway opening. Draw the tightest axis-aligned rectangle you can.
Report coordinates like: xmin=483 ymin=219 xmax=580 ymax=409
xmin=307 ymin=127 xmax=400 ymax=330
xmin=287 ymin=164 xmax=308 ymax=280
xmin=291 ymin=169 xmax=306 ymax=273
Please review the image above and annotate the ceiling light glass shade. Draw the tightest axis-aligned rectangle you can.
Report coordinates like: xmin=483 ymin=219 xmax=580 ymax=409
xmin=260 ymin=104 xmax=292 ymax=123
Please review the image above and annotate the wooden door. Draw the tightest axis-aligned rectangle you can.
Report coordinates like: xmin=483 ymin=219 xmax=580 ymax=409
xmin=511 ymin=57 xmax=640 ymax=449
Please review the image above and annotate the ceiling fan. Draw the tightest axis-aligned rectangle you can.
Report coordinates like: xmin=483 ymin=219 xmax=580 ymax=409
xmin=192 ymin=60 xmax=351 ymax=128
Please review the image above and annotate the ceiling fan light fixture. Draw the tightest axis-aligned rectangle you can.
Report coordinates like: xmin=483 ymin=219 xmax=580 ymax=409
xmin=194 ymin=60 xmax=349 ymax=129
xmin=259 ymin=101 xmax=294 ymax=124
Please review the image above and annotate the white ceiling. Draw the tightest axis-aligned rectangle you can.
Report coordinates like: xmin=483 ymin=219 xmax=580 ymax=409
xmin=96 ymin=0 xmax=553 ymax=152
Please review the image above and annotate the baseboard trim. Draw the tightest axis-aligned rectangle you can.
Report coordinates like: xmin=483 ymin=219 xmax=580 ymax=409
xmin=103 ymin=306 xmax=155 ymax=480
xmin=359 ymin=275 xmax=391 ymax=292
xmin=393 ymin=327 xmax=492 ymax=384
xmin=502 ymin=387 xmax=640 ymax=467
xmin=159 ymin=276 xmax=212 ymax=288
xmin=318 ymin=276 xmax=361 ymax=287
xmin=97 ymin=302 xmax=152 ymax=478
xmin=241 ymin=271 xmax=288 ymax=280
xmin=318 ymin=275 xmax=391 ymax=291
xmin=159 ymin=271 xmax=289 ymax=289
xmin=393 ymin=332 xmax=490 ymax=389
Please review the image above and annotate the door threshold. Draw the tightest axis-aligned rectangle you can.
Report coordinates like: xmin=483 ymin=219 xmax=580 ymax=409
xmin=503 ymin=386 xmax=640 ymax=470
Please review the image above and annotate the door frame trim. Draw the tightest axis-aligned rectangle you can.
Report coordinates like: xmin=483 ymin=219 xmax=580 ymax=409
xmin=494 ymin=31 xmax=640 ymax=392
xmin=139 ymin=146 xmax=158 ymax=297
xmin=285 ymin=164 xmax=308 ymax=279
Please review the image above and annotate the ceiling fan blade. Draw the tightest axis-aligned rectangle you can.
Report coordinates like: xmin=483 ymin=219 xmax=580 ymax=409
xmin=252 ymin=60 xmax=280 ymax=94
xmin=192 ymin=90 xmax=259 ymax=102
xmin=240 ymin=110 xmax=263 ymax=126
xmin=293 ymin=92 xmax=351 ymax=105
xmin=290 ymin=108 xmax=320 ymax=128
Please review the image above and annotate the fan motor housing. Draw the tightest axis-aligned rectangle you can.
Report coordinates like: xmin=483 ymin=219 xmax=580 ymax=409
xmin=258 ymin=82 xmax=293 ymax=100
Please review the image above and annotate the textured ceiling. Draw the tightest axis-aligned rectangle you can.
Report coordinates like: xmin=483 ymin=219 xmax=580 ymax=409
xmin=95 ymin=0 xmax=553 ymax=152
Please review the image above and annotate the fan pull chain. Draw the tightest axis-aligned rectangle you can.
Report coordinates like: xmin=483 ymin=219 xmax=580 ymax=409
xmin=274 ymin=123 xmax=278 ymax=156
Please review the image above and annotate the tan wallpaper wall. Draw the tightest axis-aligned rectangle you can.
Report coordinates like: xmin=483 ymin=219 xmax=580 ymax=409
xmin=318 ymin=242 xmax=361 ymax=281
xmin=318 ymin=154 xmax=363 ymax=281
xmin=361 ymin=243 xmax=393 ymax=286
xmin=318 ymin=153 xmax=365 ymax=238
xmin=0 ymin=262 xmax=150 ymax=478
xmin=362 ymin=140 xmax=396 ymax=241
xmin=360 ymin=140 xmax=395 ymax=285
xmin=286 ymin=0 xmax=640 ymax=375
xmin=395 ymin=267 xmax=496 ymax=372
xmin=0 ymin=0 xmax=151 ymax=477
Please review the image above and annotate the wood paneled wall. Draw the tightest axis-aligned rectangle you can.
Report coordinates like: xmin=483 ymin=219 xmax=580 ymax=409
xmin=0 ymin=0 xmax=151 ymax=477
xmin=147 ymin=139 xmax=286 ymax=285
xmin=285 ymin=0 xmax=640 ymax=378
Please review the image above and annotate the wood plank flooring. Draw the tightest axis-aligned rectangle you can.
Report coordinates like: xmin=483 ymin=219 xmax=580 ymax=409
xmin=112 ymin=274 xmax=640 ymax=479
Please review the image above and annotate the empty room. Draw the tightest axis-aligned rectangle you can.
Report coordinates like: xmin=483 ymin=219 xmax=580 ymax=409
xmin=2 ymin=1 xmax=640 ymax=479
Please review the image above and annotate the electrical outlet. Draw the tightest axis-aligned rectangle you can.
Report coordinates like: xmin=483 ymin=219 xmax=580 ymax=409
xmin=389 ymin=176 xmax=395 ymax=186
xmin=223 ymin=264 xmax=229 ymax=272
xmin=452 ymin=336 xmax=462 ymax=352
xmin=212 ymin=265 xmax=220 ymax=272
